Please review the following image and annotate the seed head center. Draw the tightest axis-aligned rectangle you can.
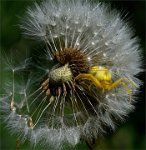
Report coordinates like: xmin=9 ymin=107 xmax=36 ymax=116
xmin=49 ymin=64 xmax=73 ymax=84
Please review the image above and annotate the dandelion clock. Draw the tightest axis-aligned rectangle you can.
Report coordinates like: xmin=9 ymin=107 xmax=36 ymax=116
xmin=0 ymin=0 xmax=143 ymax=149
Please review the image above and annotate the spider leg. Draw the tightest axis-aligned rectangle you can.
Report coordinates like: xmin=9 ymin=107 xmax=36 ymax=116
xmin=107 ymin=78 xmax=131 ymax=90
xmin=107 ymin=78 xmax=132 ymax=102
xmin=120 ymin=78 xmax=134 ymax=91
xmin=120 ymin=82 xmax=132 ymax=102
xmin=109 ymin=78 xmax=134 ymax=94
xmin=75 ymin=74 xmax=102 ymax=89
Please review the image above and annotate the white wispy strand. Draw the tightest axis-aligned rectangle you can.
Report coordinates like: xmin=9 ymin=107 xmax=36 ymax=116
xmin=1 ymin=0 xmax=143 ymax=149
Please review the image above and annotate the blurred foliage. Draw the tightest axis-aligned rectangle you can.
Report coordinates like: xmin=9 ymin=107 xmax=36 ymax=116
xmin=0 ymin=0 xmax=145 ymax=150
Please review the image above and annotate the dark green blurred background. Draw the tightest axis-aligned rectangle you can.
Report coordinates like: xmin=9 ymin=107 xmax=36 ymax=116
xmin=0 ymin=0 xmax=145 ymax=150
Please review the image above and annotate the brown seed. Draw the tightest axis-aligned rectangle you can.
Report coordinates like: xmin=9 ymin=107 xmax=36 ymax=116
xmin=46 ymin=89 xmax=50 ymax=96
xmin=41 ymin=79 xmax=49 ymax=87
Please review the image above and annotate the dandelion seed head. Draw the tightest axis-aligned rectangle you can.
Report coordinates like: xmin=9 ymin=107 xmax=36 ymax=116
xmin=49 ymin=64 xmax=73 ymax=84
xmin=1 ymin=0 xmax=143 ymax=149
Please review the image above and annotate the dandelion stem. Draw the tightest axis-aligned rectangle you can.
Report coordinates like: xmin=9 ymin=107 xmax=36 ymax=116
xmin=12 ymin=70 xmax=15 ymax=99
xmin=31 ymin=96 xmax=47 ymax=117
xmin=74 ymin=88 xmax=89 ymax=117
xmin=51 ymin=96 xmax=59 ymax=128
xmin=33 ymin=98 xmax=53 ymax=128
xmin=24 ymin=90 xmax=30 ymax=113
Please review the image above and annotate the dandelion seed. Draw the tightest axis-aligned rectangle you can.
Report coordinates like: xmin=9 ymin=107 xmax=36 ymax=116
xmin=1 ymin=0 xmax=143 ymax=149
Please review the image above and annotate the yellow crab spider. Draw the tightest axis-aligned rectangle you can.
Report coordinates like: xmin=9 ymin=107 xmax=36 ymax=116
xmin=75 ymin=66 xmax=134 ymax=101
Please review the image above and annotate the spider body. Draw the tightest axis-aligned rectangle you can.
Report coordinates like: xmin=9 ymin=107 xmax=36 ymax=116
xmin=75 ymin=66 xmax=134 ymax=101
